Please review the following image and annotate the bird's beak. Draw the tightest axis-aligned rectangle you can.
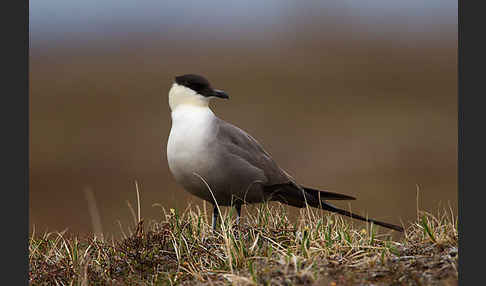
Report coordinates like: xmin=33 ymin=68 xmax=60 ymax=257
xmin=212 ymin=89 xmax=229 ymax=99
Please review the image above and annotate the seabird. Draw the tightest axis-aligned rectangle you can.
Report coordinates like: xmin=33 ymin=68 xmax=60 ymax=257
xmin=166 ymin=74 xmax=403 ymax=232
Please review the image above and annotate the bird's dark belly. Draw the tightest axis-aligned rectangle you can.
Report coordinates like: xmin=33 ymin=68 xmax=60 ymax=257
xmin=169 ymin=139 xmax=269 ymax=206
xmin=173 ymin=162 xmax=267 ymax=206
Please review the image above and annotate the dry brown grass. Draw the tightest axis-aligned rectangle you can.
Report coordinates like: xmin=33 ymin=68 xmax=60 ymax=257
xmin=29 ymin=201 xmax=457 ymax=285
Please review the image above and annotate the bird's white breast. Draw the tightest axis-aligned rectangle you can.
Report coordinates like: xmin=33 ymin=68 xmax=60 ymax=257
xmin=167 ymin=105 xmax=216 ymax=182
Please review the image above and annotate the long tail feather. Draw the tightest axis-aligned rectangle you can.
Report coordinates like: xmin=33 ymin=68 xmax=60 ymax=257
xmin=320 ymin=201 xmax=404 ymax=232
xmin=302 ymin=186 xmax=356 ymax=200
xmin=265 ymin=183 xmax=403 ymax=232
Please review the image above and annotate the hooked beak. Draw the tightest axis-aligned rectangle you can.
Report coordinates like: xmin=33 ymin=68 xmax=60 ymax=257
xmin=211 ymin=89 xmax=229 ymax=99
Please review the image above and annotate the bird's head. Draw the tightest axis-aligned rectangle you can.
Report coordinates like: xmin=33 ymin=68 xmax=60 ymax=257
xmin=168 ymin=74 xmax=229 ymax=111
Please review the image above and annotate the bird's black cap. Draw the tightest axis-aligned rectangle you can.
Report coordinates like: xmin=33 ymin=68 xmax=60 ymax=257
xmin=175 ymin=74 xmax=229 ymax=99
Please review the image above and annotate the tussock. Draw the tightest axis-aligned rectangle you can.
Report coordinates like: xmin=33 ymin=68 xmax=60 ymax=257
xmin=29 ymin=202 xmax=457 ymax=285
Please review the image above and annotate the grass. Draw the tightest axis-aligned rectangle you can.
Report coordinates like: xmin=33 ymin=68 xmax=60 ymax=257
xmin=29 ymin=200 xmax=458 ymax=285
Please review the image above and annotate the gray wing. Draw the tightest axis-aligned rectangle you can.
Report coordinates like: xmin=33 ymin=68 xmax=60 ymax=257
xmin=214 ymin=118 xmax=356 ymax=207
xmin=214 ymin=119 xmax=320 ymax=207
xmin=214 ymin=118 xmax=293 ymax=187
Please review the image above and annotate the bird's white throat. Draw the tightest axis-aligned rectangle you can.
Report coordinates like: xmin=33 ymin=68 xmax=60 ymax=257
xmin=168 ymin=83 xmax=210 ymax=111
xmin=168 ymin=82 xmax=215 ymax=127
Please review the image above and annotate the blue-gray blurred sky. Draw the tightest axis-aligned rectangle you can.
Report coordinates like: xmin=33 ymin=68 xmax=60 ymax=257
xmin=31 ymin=1 xmax=456 ymax=47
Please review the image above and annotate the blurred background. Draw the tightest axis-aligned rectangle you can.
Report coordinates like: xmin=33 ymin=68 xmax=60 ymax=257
xmin=30 ymin=0 xmax=457 ymax=237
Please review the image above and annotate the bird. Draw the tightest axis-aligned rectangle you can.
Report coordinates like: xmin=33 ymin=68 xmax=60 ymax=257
xmin=166 ymin=74 xmax=403 ymax=232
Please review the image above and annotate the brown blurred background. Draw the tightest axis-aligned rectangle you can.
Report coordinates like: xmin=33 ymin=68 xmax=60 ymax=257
xmin=30 ymin=1 xmax=457 ymax=236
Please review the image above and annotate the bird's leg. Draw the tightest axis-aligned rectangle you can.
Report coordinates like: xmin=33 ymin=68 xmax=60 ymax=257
xmin=212 ymin=205 xmax=219 ymax=231
xmin=233 ymin=203 xmax=242 ymax=239
xmin=235 ymin=203 xmax=242 ymax=226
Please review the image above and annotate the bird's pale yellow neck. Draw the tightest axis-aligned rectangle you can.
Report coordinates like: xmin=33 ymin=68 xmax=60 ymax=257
xmin=168 ymin=83 xmax=210 ymax=111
